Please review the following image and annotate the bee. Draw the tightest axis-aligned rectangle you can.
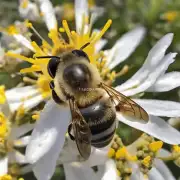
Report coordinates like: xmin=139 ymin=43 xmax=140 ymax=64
xmin=37 ymin=43 xmax=149 ymax=160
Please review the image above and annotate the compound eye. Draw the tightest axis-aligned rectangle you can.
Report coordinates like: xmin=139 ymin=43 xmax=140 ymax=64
xmin=72 ymin=50 xmax=90 ymax=62
xmin=47 ymin=58 xmax=60 ymax=78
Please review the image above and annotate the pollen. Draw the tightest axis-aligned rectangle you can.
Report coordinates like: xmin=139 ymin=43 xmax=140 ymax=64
xmin=6 ymin=25 xmax=18 ymax=35
xmin=149 ymin=141 xmax=163 ymax=152
xmin=108 ymin=148 xmax=115 ymax=158
xmin=0 ymin=174 xmax=12 ymax=180
xmin=0 ymin=86 xmax=6 ymax=104
xmin=142 ymin=156 xmax=151 ymax=168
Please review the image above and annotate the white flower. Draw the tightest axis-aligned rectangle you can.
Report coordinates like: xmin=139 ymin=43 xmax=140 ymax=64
xmin=25 ymin=32 xmax=180 ymax=180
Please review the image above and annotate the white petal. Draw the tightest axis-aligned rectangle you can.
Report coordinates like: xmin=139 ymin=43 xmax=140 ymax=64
xmin=75 ymin=0 xmax=88 ymax=33
xmin=119 ymin=53 xmax=176 ymax=96
xmin=95 ymin=39 xmax=107 ymax=53
xmin=154 ymin=159 xmax=176 ymax=180
xmin=38 ymin=0 xmax=57 ymax=31
xmin=107 ymin=26 xmax=146 ymax=69
xmin=14 ymin=135 xmax=31 ymax=147
xmin=26 ymin=100 xmax=71 ymax=164
xmin=0 ymin=156 xmax=8 ymax=175
xmin=64 ymin=163 xmax=99 ymax=180
xmin=148 ymin=168 xmax=164 ymax=180
xmin=116 ymin=33 xmax=174 ymax=92
xmin=102 ymin=159 xmax=120 ymax=180
xmin=6 ymin=86 xmax=38 ymax=103
xmin=58 ymin=137 xmax=108 ymax=167
xmin=9 ymin=95 xmax=43 ymax=112
xmin=9 ymin=151 xmax=27 ymax=164
xmin=116 ymin=114 xmax=180 ymax=145
xmin=13 ymin=34 xmax=35 ymax=52
xmin=147 ymin=72 xmax=180 ymax=92
xmin=10 ymin=123 xmax=34 ymax=139
xmin=157 ymin=148 xmax=171 ymax=158
xmin=134 ymin=99 xmax=180 ymax=117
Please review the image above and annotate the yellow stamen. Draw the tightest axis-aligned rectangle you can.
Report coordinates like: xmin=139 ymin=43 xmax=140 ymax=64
xmin=62 ymin=20 xmax=73 ymax=43
xmin=142 ymin=156 xmax=151 ymax=168
xmin=59 ymin=27 xmax=65 ymax=32
xmin=149 ymin=141 xmax=163 ymax=152
xmin=108 ymin=148 xmax=115 ymax=158
xmin=6 ymin=25 xmax=19 ymax=35
xmin=91 ymin=19 xmax=112 ymax=43
xmin=6 ymin=52 xmax=34 ymax=63
xmin=0 ymin=86 xmax=6 ymax=104
xmin=31 ymin=41 xmax=46 ymax=55
xmin=20 ymin=66 xmax=41 ymax=73
xmin=116 ymin=169 xmax=121 ymax=177
xmin=20 ymin=0 xmax=29 ymax=9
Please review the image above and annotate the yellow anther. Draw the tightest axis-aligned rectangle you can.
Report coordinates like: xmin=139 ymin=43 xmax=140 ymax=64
xmin=32 ymin=114 xmax=40 ymax=121
xmin=173 ymin=145 xmax=180 ymax=153
xmin=163 ymin=11 xmax=178 ymax=22
xmin=0 ymin=174 xmax=12 ymax=180
xmin=24 ymin=20 xmax=32 ymax=28
xmin=0 ymin=86 xmax=6 ymax=104
xmin=0 ymin=112 xmax=8 ymax=139
xmin=142 ymin=156 xmax=151 ymax=168
xmin=108 ymin=148 xmax=115 ymax=158
xmin=115 ymin=147 xmax=127 ymax=159
xmin=59 ymin=27 xmax=65 ymax=32
xmin=149 ymin=141 xmax=163 ymax=152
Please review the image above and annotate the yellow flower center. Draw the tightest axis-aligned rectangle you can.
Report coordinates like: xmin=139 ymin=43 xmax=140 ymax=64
xmin=0 ymin=175 xmax=12 ymax=180
xmin=0 ymin=112 xmax=8 ymax=139
xmin=0 ymin=86 xmax=6 ymax=104
xmin=163 ymin=11 xmax=178 ymax=22
xmin=173 ymin=145 xmax=180 ymax=153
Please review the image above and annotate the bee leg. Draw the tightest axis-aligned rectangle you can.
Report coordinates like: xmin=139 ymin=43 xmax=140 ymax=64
xmin=68 ymin=123 xmax=75 ymax=141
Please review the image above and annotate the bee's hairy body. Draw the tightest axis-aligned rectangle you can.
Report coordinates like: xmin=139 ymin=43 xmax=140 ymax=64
xmin=52 ymin=51 xmax=116 ymax=148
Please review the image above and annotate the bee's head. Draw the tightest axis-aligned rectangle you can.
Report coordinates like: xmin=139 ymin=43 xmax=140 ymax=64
xmin=63 ymin=50 xmax=91 ymax=90
xmin=47 ymin=49 xmax=91 ymax=90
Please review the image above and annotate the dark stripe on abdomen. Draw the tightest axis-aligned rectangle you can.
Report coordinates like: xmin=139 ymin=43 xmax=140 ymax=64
xmin=80 ymin=97 xmax=116 ymax=148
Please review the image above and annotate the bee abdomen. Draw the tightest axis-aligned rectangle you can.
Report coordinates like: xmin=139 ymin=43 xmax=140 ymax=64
xmin=79 ymin=97 xmax=116 ymax=148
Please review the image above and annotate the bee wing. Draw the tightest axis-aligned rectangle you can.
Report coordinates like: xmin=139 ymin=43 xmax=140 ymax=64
xmin=69 ymin=99 xmax=91 ymax=160
xmin=100 ymin=82 xmax=149 ymax=122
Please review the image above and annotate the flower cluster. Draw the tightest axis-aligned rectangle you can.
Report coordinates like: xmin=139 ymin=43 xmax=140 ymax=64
xmin=0 ymin=0 xmax=180 ymax=180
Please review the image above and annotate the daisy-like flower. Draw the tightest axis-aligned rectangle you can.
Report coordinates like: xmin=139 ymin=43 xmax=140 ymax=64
xmin=0 ymin=86 xmax=34 ymax=179
xmin=2 ymin=0 xmax=146 ymax=113
xmin=2 ymin=0 xmax=180 ymax=180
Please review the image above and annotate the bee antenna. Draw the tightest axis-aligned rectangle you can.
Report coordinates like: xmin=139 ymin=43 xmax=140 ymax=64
xmin=35 ymin=56 xmax=60 ymax=59
xmin=80 ymin=42 xmax=90 ymax=50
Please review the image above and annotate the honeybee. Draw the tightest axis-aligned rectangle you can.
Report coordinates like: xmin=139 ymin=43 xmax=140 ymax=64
xmin=37 ymin=43 xmax=149 ymax=160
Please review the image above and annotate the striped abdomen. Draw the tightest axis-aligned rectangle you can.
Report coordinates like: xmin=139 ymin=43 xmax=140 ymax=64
xmin=79 ymin=97 xmax=116 ymax=148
